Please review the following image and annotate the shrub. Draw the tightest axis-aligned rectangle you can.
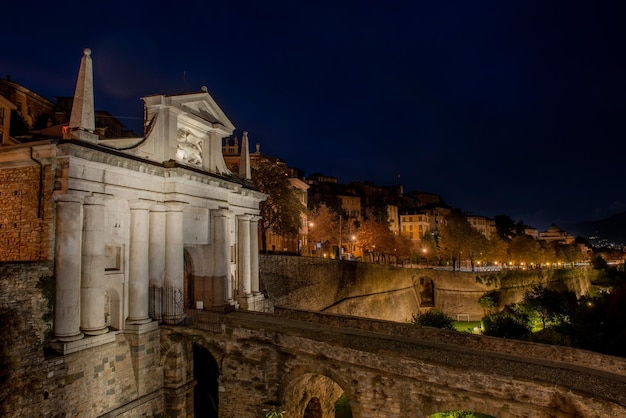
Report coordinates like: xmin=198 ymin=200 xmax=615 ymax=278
xmin=482 ymin=314 xmax=530 ymax=339
xmin=411 ymin=310 xmax=455 ymax=330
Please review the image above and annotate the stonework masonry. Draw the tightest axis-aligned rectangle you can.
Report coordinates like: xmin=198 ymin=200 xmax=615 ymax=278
xmin=1 ymin=259 xmax=625 ymax=418
xmin=0 ymin=162 xmax=54 ymax=261
xmin=259 ymin=254 xmax=593 ymax=321
xmin=164 ymin=311 xmax=626 ymax=418
xmin=0 ymin=262 xmax=164 ymax=417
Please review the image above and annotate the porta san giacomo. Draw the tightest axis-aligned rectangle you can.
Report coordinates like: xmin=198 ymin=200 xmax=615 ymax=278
xmin=0 ymin=49 xmax=267 ymax=417
xmin=3 ymin=49 xmax=626 ymax=418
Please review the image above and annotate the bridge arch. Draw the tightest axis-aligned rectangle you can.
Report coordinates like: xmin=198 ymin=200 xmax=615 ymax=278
xmin=193 ymin=342 xmax=220 ymax=417
xmin=280 ymin=365 xmax=359 ymax=418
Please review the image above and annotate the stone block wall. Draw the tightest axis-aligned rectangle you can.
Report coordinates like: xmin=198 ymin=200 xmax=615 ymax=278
xmin=0 ymin=164 xmax=54 ymax=261
xmin=0 ymin=262 xmax=166 ymax=417
xmin=260 ymin=254 xmax=593 ymax=321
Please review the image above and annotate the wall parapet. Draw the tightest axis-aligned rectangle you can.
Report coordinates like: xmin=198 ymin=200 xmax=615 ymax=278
xmin=273 ymin=306 xmax=626 ymax=377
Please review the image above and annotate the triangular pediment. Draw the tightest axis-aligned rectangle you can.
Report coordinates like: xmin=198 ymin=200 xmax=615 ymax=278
xmin=146 ymin=88 xmax=235 ymax=134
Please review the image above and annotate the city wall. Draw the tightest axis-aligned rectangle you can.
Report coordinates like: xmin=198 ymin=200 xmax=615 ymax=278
xmin=163 ymin=311 xmax=626 ymax=418
xmin=259 ymin=255 xmax=592 ymax=321
xmin=0 ymin=262 xmax=165 ymax=418
xmin=0 ymin=161 xmax=55 ymax=261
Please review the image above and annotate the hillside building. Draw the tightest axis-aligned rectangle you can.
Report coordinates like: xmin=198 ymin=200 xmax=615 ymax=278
xmin=539 ymin=224 xmax=576 ymax=244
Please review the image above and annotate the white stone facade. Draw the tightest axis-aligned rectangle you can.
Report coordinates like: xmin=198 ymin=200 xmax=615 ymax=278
xmin=1 ymin=49 xmax=267 ymax=350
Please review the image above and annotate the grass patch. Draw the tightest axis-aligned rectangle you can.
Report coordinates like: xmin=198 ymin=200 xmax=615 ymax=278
xmin=453 ymin=320 xmax=482 ymax=333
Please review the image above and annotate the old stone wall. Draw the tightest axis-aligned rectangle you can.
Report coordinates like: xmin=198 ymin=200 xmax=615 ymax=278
xmin=260 ymin=255 xmax=593 ymax=321
xmin=0 ymin=163 xmax=54 ymax=261
xmin=163 ymin=312 xmax=626 ymax=418
xmin=0 ymin=262 xmax=165 ymax=418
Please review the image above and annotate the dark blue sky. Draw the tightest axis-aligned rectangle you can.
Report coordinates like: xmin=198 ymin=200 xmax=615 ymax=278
xmin=4 ymin=1 xmax=625 ymax=230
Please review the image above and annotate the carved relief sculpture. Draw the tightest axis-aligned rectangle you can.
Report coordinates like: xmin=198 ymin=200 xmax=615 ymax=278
xmin=176 ymin=129 xmax=203 ymax=166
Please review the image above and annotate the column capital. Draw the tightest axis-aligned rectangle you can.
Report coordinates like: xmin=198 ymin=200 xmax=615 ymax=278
xmin=237 ymin=214 xmax=253 ymax=222
xmin=129 ymin=199 xmax=154 ymax=211
xmin=248 ymin=215 xmax=262 ymax=223
xmin=164 ymin=201 xmax=188 ymax=212
xmin=53 ymin=191 xmax=84 ymax=204
xmin=83 ymin=195 xmax=109 ymax=206
xmin=150 ymin=202 xmax=166 ymax=212
xmin=213 ymin=208 xmax=233 ymax=218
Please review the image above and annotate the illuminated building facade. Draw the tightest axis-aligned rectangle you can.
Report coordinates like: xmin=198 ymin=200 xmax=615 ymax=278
xmin=1 ymin=48 xmax=267 ymax=330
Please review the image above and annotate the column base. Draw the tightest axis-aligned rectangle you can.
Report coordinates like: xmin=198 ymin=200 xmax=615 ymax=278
xmin=238 ymin=293 xmax=267 ymax=311
xmin=54 ymin=331 xmax=84 ymax=343
xmin=82 ymin=326 xmax=109 ymax=336
xmin=126 ymin=317 xmax=153 ymax=326
xmin=162 ymin=313 xmax=187 ymax=325
xmin=51 ymin=330 xmax=117 ymax=355
xmin=125 ymin=320 xmax=159 ymax=334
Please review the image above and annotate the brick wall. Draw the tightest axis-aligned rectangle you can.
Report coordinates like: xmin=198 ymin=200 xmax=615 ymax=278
xmin=0 ymin=164 xmax=53 ymax=261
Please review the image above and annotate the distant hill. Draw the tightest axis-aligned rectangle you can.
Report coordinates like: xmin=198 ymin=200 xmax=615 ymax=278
xmin=564 ymin=212 xmax=626 ymax=245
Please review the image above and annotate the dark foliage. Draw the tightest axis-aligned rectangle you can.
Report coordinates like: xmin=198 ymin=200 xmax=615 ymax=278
xmin=411 ymin=310 xmax=455 ymax=330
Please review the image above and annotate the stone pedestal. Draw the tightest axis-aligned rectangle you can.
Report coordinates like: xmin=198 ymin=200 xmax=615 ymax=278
xmin=124 ymin=321 xmax=160 ymax=396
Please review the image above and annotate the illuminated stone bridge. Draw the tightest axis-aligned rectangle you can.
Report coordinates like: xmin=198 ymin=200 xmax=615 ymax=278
xmin=161 ymin=307 xmax=626 ymax=418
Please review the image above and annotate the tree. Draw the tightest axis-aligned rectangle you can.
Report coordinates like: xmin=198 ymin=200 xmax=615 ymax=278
xmin=10 ymin=110 xmax=28 ymax=136
xmin=308 ymin=203 xmax=340 ymax=255
xmin=478 ymin=294 xmax=496 ymax=315
xmin=439 ymin=211 xmax=486 ymax=271
xmin=393 ymin=233 xmax=414 ymax=265
xmin=356 ymin=219 xmax=394 ymax=263
xmin=417 ymin=231 xmax=438 ymax=265
xmin=509 ymin=234 xmax=540 ymax=266
xmin=494 ymin=214 xmax=516 ymax=241
xmin=520 ymin=286 xmax=576 ymax=330
xmin=33 ymin=113 xmax=58 ymax=130
xmin=484 ymin=236 xmax=508 ymax=266
xmin=252 ymin=157 xmax=304 ymax=252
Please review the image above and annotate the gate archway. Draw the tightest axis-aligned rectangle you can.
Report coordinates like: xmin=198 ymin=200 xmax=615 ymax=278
xmin=193 ymin=342 xmax=220 ymax=417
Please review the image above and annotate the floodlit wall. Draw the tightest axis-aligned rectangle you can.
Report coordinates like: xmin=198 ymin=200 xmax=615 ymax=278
xmin=259 ymin=254 xmax=593 ymax=321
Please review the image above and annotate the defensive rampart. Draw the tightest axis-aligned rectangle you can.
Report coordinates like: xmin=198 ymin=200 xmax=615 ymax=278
xmin=259 ymin=254 xmax=592 ymax=321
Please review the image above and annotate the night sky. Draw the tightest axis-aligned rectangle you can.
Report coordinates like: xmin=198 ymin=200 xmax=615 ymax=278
xmin=4 ymin=1 xmax=625 ymax=230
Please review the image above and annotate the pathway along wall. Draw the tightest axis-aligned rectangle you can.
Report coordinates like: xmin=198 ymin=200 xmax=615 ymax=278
xmin=259 ymin=255 xmax=592 ymax=321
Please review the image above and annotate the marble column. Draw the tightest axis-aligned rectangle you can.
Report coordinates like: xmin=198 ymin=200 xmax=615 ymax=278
xmin=237 ymin=215 xmax=252 ymax=296
xmin=249 ymin=215 xmax=261 ymax=294
xmin=53 ymin=194 xmax=84 ymax=342
xmin=127 ymin=200 xmax=152 ymax=324
xmin=163 ymin=202 xmax=185 ymax=324
xmin=81 ymin=196 xmax=108 ymax=336
xmin=149 ymin=204 xmax=166 ymax=321
xmin=211 ymin=208 xmax=231 ymax=308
